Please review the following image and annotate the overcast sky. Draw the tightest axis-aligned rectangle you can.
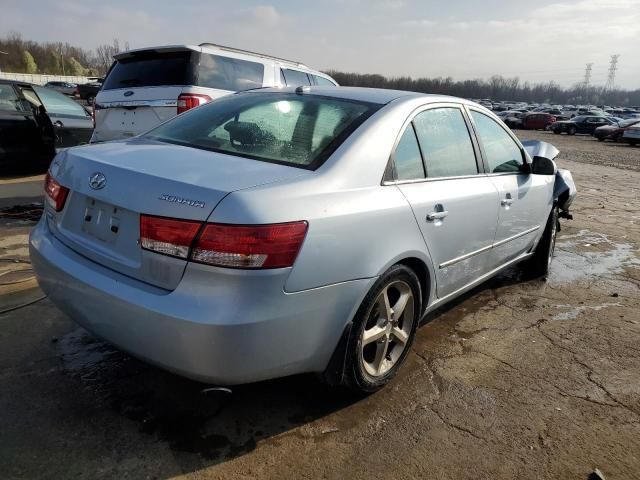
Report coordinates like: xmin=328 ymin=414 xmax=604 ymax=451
xmin=3 ymin=0 xmax=639 ymax=89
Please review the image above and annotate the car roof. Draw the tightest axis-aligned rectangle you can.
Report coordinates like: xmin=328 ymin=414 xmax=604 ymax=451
xmin=242 ymin=86 xmax=468 ymax=106
xmin=0 ymin=79 xmax=36 ymax=87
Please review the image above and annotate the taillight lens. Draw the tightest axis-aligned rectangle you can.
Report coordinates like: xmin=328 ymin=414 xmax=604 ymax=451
xmin=177 ymin=93 xmax=212 ymax=114
xmin=140 ymin=215 xmax=308 ymax=269
xmin=140 ymin=215 xmax=202 ymax=259
xmin=192 ymin=222 xmax=308 ymax=269
xmin=44 ymin=173 xmax=69 ymax=212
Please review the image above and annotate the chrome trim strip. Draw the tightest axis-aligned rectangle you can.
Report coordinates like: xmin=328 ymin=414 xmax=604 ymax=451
xmin=438 ymin=225 xmax=540 ymax=269
xmin=97 ymin=99 xmax=178 ymax=108
xmin=492 ymin=225 xmax=540 ymax=248
xmin=439 ymin=244 xmax=493 ymax=268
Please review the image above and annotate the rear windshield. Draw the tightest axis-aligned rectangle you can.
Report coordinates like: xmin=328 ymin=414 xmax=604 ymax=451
xmin=102 ymin=51 xmax=196 ymax=90
xmin=144 ymin=92 xmax=381 ymax=169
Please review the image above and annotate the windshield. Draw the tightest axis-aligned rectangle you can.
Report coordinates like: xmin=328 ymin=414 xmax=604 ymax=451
xmin=144 ymin=92 xmax=381 ymax=169
xmin=620 ymin=119 xmax=640 ymax=128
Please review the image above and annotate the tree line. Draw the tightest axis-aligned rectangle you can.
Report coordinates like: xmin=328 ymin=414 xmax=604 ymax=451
xmin=0 ymin=33 xmax=127 ymax=77
xmin=326 ymin=71 xmax=640 ymax=107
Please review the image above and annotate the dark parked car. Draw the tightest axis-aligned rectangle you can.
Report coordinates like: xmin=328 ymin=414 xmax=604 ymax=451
xmin=77 ymin=79 xmax=103 ymax=104
xmin=522 ymin=113 xmax=556 ymax=130
xmin=550 ymin=115 xmax=615 ymax=135
xmin=43 ymin=81 xmax=78 ymax=96
xmin=593 ymin=119 xmax=640 ymax=142
xmin=0 ymin=80 xmax=93 ymax=172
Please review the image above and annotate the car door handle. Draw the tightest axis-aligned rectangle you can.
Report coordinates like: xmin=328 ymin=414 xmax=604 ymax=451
xmin=427 ymin=210 xmax=449 ymax=221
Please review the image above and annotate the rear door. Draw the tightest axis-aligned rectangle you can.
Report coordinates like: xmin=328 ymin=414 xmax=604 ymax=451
xmin=468 ymin=109 xmax=553 ymax=266
xmin=394 ymin=104 xmax=501 ymax=298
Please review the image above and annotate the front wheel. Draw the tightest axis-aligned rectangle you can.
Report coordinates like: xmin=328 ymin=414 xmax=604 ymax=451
xmin=568 ymin=126 xmax=577 ymax=135
xmin=343 ymin=264 xmax=421 ymax=393
xmin=523 ymin=207 xmax=558 ymax=279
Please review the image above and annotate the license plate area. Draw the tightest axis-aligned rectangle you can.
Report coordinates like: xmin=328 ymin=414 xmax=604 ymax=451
xmin=81 ymin=198 xmax=124 ymax=244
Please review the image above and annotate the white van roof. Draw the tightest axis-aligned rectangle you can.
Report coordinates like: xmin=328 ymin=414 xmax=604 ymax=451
xmin=113 ymin=43 xmax=308 ymax=69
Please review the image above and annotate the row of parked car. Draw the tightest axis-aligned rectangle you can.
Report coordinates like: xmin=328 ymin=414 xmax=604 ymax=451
xmin=44 ymin=79 xmax=104 ymax=104
xmin=489 ymin=105 xmax=640 ymax=146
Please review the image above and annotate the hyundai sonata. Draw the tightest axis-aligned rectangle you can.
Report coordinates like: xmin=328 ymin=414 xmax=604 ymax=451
xmin=30 ymin=87 xmax=575 ymax=392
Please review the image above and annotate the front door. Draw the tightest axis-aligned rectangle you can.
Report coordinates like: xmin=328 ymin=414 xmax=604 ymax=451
xmin=469 ymin=109 xmax=554 ymax=265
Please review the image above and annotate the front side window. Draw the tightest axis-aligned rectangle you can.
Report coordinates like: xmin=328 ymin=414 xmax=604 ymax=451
xmin=198 ymin=54 xmax=264 ymax=91
xmin=282 ymin=69 xmax=311 ymax=87
xmin=470 ymin=110 xmax=524 ymax=174
xmin=145 ymin=92 xmax=380 ymax=169
xmin=393 ymin=126 xmax=425 ymax=180
xmin=413 ymin=107 xmax=478 ymax=178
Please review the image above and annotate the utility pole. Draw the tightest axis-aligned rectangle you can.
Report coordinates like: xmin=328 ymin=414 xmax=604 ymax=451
xmin=582 ymin=62 xmax=593 ymax=103
xmin=583 ymin=63 xmax=593 ymax=89
xmin=604 ymin=54 xmax=619 ymax=91
xmin=60 ymin=45 xmax=65 ymax=76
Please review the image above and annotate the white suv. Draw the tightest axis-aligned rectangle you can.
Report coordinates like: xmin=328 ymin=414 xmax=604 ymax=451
xmin=91 ymin=43 xmax=338 ymax=143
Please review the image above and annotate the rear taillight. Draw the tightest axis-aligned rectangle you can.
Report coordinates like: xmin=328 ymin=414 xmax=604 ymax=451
xmin=140 ymin=215 xmax=202 ymax=259
xmin=177 ymin=93 xmax=211 ymax=114
xmin=192 ymin=222 xmax=308 ymax=269
xmin=44 ymin=173 xmax=69 ymax=212
xmin=139 ymin=216 xmax=308 ymax=269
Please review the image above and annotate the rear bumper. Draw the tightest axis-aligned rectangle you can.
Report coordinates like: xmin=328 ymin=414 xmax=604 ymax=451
xmin=30 ymin=218 xmax=373 ymax=384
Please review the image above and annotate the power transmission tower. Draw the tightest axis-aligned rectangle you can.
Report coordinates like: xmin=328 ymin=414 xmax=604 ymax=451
xmin=583 ymin=63 xmax=593 ymax=88
xmin=604 ymin=54 xmax=620 ymax=91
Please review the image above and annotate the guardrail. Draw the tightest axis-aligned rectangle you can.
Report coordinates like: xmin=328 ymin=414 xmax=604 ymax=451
xmin=0 ymin=73 xmax=95 ymax=85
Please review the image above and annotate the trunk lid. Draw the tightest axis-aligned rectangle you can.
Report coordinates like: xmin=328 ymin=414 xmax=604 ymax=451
xmin=48 ymin=139 xmax=308 ymax=289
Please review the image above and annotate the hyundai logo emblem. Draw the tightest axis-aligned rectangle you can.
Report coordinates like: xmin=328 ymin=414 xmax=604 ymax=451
xmin=89 ymin=172 xmax=107 ymax=190
xmin=123 ymin=90 xmax=135 ymax=97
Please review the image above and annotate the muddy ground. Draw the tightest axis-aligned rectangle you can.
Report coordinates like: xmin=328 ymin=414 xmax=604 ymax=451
xmin=0 ymin=131 xmax=639 ymax=479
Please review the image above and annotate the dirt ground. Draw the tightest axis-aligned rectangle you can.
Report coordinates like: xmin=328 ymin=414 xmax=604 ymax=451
xmin=0 ymin=131 xmax=639 ymax=480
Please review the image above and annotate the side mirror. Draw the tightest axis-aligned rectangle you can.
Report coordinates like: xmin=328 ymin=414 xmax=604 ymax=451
xmin=531 ymin=156 xmax=557 ymax=175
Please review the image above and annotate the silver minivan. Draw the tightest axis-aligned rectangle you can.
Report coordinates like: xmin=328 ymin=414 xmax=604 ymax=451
xmin=91 ymin=43 xmax=338 ymax=143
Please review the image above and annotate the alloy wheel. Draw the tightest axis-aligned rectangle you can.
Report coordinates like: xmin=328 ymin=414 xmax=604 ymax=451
xmin=360 ymin=280 xmax=415 ymax=377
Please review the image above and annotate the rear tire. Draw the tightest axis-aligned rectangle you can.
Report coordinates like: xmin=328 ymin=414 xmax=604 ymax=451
xmin=552 ymin=129 xmax=560 ymax=134
xmin=343 ymin=264 xmax=421 ymax=394
xmin=523 ymin=207 xmax=558 ymax=280
xmin=569 ymin=126 xmax=577 ymax=135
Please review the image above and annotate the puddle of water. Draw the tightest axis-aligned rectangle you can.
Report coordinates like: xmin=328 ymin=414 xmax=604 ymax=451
xmin=550 ymin=229 xmax=640 ymax=285
xmin=550 ymin=302 xmax=623 ymax=321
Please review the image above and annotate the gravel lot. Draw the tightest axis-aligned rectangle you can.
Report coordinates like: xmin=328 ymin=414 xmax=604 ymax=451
xmin=0 ymin=132 xmax=639 ymax=479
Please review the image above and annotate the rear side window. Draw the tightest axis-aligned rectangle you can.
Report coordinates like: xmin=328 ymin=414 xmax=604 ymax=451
xmin=197 ymin=54 xmax=264 ymax=91
xmin=393 ymin=126 xmax=425 ymax=180
xmin=144 ymin=92 xmax=380 ymax=169
xmin=471 ymin=111 xmax=523 ymax=174
xmin=102 ymin=51 xmax=196 ymax=90
xmin=282 ymin=69 xmax=311 ymax=86
xmin=413 ymin=108 xmax=478 ymax=178
xmin=312 ymin=75 xmax=336 ymax=86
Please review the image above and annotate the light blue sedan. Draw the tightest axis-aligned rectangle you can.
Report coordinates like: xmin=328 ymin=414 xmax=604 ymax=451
xmin=30 ymin=87 xmax=575 ymax=393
